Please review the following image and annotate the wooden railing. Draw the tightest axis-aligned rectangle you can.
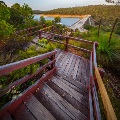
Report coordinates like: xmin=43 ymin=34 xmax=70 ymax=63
xmin=38 ymin=28 xmax=117 ymax=119
xmin=39 ymin=30 xmax=93 ymax=53
xmin=16 ymin=25 xmax=52 ymax=37
xmin=0 ymin=50 xmax=57 ymax=97
xmin=90 ymin=52 xmax=101 ymax=120
xmin=93 ymin=42 xmax=117 ymax=120
xmin=0 ymin=26 xmax=117 ymax=120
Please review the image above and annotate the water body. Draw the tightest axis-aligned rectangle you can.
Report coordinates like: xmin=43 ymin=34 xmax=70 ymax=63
xmin=34 ymin=15 xmax=80 ymax=26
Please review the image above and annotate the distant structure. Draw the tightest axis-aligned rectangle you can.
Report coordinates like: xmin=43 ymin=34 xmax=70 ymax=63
xmin=69 ymin=15 xmax=95 ymax=32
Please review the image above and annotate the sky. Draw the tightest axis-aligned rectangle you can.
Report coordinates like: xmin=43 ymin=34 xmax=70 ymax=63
xmin=3 ymin=0 xmax=113 ymax=11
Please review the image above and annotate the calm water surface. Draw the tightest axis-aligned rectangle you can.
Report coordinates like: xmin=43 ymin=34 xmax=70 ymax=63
xmin=34 ymin=15 xmax=80 ymax=26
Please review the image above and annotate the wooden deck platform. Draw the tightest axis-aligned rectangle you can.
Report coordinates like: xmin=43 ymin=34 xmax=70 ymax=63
xmin=1 ymin=50 xmax=91 ymax=120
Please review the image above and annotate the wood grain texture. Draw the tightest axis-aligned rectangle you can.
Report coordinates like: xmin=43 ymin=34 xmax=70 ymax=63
xmin=40 ymin=82 xmax=87 ymax=120
xmin=54 ymin=75 xmax=88 ymax=98
xmin=47 ymin=80 xmax=89 ymax=117
xmin=24 ymin=94 xmax=56 ymax=120
xmin=56 ymin=72 xmax=88 ymax=93
xmin=1 ymin=112 xmax=12 ymax=120
xmin=13 ymin=103 xmax=35 ymax=120
xmin=51 ymin=77 xmax=89 ymax=108
xmin=95 ymin=67 xmax=117 ymax=120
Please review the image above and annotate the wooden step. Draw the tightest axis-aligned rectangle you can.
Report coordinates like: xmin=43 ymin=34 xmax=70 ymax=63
xmin=13 ymin=103 xmax=36 ymax=120
xmin=35 ymin=82 xmax=87 ymax=120
xmin=54 ymin=75 xmax=88 ymax=98
xmin=51 ymin=76 xmax=88 ymax=106
xmin=56 ymin=72 xmax=88 ymax=94
xmin=1 ymin=112 xmax=12 ymax=120
xmin=47 ymin=77 xmax=89 ymax=117
xmin=55 ymin=50 xmax=90 ymax=86
xmin=13 ymin=93 xmax=56 ymax=120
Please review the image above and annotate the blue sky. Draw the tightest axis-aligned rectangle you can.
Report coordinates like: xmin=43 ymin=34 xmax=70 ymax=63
xmin=3 ymin=0 xmax=112 ymax=10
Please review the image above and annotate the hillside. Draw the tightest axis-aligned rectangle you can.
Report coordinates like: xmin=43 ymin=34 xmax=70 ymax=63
xmin=44 ymin=5 xmax=120 ymax=24
xmin=33 ymin=10 xmax=44 ymax=14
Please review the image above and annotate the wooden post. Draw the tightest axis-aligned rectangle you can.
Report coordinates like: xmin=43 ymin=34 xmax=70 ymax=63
xmin=98 ymin=19 xmax=102 ymax=40
xmin=51 ymin=25 xmax=54 ymax=32
xmin=39 ymin=30 xmax=42 ymax=39
xmin=43 ymin=24 xmax=46 ymax=28
xmin=50 ymin=55 xmax=55 ymax=69
xmin=65 ymin=37 xmax=69 ymax=51
xmin=108 ymin=18 xmax=118 ymax=42
xmin=28 ymin=28 xmax=31 ymax=36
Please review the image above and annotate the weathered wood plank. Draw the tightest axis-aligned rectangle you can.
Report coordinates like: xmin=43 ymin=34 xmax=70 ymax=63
xmin=82 ymin=58 xmax=87 ymax=85
xmin=13 ymin=103 xmax=35 ymax=120
xmin=47 ymin=80 xmax=89 ymax=117
xmin=62 ymin=54 xmax=75 ymax=75
xmin=67 ymin=55 xmax=78 ymax=78
xmin=35 ymin=89 xmax=73 ymax=120
xmin=57 ymin=52 xmax=70 ymax=68
xmin=89 ymin=90 xmax=94 ymax=120
xmin=56 ymin=51 xmax=67 ymax=67
xmin=51 ymin=77 xmax=89 ymax=108
xmin=56 ymin=72 xmax=88 ymax=93
xmin=1 ymin=112 xmax=12 ymax=120
xmin=56 ymin=50 xmax=64 ymax=62
xmin=42 ymin=83 xmax=87 ymax=120
xmin=72 ymin=56 xmax=81 ymax=80
xmin=24 ymin=94 xmax=56 ymax=120
xmin=76 ymin=58 xmax=86 ymax=85
xmin=54 ymin=75 xmax=88 ymax=98
xmin=58 ymin=52 xmax=72 ymax=75
xmin=55 ymin=49 xmax=61 ymax=58
xmin=0 ymin=50 xmax=56 ymax=76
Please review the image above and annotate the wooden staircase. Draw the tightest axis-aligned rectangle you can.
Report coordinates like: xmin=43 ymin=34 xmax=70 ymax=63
xmin=1 ymin=50 xmax=91 ymax=120
xmin=0 ymin=25 xmax=117 ymax=120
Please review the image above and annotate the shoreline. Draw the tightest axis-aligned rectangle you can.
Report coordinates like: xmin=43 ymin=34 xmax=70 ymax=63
xmin=40 ymin=14 xmax=90 ymax=18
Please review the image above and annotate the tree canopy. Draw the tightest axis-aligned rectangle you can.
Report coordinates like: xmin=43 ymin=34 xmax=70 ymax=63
xmin=54 ymin=16 xmax=61 ymax=23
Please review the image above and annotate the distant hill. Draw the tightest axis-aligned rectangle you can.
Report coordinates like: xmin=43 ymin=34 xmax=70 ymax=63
xmin=33 ymin=10 xmax=44 ymax=14
xmin=44 ymin=5 xmax=120 ymax=24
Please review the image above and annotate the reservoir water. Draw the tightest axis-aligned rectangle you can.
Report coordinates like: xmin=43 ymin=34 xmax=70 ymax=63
xmin=34 ymin=15 xmax=80 ymax=26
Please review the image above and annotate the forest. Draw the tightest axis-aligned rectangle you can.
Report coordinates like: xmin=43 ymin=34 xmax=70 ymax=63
xmin=44 ymin=5 xmax=120 ymax=24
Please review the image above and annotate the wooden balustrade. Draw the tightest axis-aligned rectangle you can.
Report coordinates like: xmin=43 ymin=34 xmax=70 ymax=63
xmin=0 ymin=25 xmax=117 ymax=120
xmin=40 ymin=30 xmax=93 ymax=54
xmin=90 ymin=52 xmax=101 ymax=120
xmin=17 ymin=26 xmax=117 ymax=120
xmin=0 ymin=50 xmax=57 ymax=97
xmin=93 ymin=43 xmax=117 ymax=120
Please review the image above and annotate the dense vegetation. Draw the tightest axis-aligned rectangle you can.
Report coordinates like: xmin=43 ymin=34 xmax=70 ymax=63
xmin=44 ymin=5 xmax=120 ymax=24
xmin=33 ymin=10 xmax=44 ymax=14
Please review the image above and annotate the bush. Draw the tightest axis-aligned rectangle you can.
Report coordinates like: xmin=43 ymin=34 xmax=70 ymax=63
xmin=84 ymin=24 xmax=93 ymax=30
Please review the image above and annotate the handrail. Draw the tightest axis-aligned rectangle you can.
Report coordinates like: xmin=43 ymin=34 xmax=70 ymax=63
xmin=39 ymin=30 xmax=93 ymax=54
xmin=41 ymin=31 xmax=93 ymax=44
xmin=90 ymin=52 xmax=101 ymax=120
xmin=0 ymin=60 xmax=55 ymax=97
xmin=0 ymin=50 xmax=56 ymax=76
xmin=93 ymin=42 xmax=117 ymax=120
xmin=46 ymin=36 xmax=91 ymax=53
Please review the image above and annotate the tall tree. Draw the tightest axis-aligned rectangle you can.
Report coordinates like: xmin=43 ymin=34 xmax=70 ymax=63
xmin=54 ymin=16 xmax=61 ymax=23
xmin=106 ymin=0 xmax=120 ymax=5
xmin=40 ymin=16 xmax=45 ymax=24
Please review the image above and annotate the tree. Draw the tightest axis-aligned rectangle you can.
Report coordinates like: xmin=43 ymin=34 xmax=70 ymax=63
xmin=106 ymin=0 xmax=120 ymax=5
xmin=0 ymin=1 xmax=10 ymax=21
xmin=21 ymin=3 xmax=33 ymax=21
xmin=9 ymin=3 xmax=33 ymax=29
xmin=0 ymin=1 xmax=7 ymax=6
xmin=54 ymin=16 xmax=61 ymax=23
xmin=0 ymin=20 xmax=15 ymax=40
xmin=40 ymin=16 xmax=45 ymax=24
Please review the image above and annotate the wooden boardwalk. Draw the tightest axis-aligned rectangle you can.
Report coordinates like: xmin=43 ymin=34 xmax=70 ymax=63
xmin=1 ymin=50 xmax=91 ymax=120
